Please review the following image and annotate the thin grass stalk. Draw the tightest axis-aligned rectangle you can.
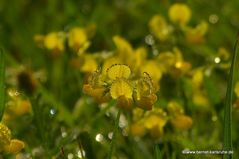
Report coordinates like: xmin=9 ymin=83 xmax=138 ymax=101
xmin=107 ymin=110 xmax=121 ymax=159
xmin=0 ymin=49 xmax=5 ymax=121
xmin=223 ymin=32 xmax=239 ymax=159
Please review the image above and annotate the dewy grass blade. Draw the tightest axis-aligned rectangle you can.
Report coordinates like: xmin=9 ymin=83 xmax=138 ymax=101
xmin=223 ymin=32 xmax=239 ymax=159
xmin=0 ymin=49 xmax=5 ymax=121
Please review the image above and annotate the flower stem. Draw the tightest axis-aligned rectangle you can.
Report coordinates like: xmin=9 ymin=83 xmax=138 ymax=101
xmin=107 ymin=109 xmax=121 ymax=159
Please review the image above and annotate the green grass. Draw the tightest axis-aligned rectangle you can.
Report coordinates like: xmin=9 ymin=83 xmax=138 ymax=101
xmin=223 ymin=32 xmax=239 ymax=159
xmin=0 ymin=49 xmax=5 ymax=121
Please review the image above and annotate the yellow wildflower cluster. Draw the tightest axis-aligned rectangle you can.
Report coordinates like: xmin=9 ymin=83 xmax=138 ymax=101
xmin=149 ymin=3 xmax=208 ymax=44
xmin=34 ymin=27 xmax=90 ymax=56
xmin=3 ymin=88 xmax=32 ymax=123
xmin=129 ymin=101 xmax=192 ymax=138
xmin=84 ymin=64 xmax=157 ymax=110
xmin=0 ymin=123 xmax=24 ymax=155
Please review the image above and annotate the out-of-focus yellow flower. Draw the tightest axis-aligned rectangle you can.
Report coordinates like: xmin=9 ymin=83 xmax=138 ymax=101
xmin=149 ymin=15 xmax=171 ymax=41
xmin=218 ymin=47 xmax=230 ymax=61
xmin=192 ymin=69 xmax=204 ymax=89
xmin=44 ymin=32 xmax=65 ymax=53
xmin=167 ymin=101 xmax=184 ymax=115
xmin=185 ymin=21 xmax=208 ymax=44
xmin=68 ymin=27 xmax=88 ymax=51
xmin=143 ymin=108 xmax=167 ymax=138
xmin=168 ymin=3 xmax=191 ymax=25
xmin=171 ymin=114 xmax=193 ymax=130
xmin=141 ymin=60 xmax=162 ymax=83
xmin=4 ymin=139 xmax=25 ymax=154
xmin=134 ymin=72 xmax=157 ymax=110
xmin=157 ymin=48 xmax=191 ymax=76
xmin=234 ymin=81 xmax=239 ymax=98
xmin=0 ymin=123 xmax=11 ymax=151
xmin=80 ymin=55 xmax=98 ymax=73
xmin=130 ymin=122 xmax=146 ymax=137
xmin=0 ymin=123 xmax=24 ymax=154
xmin=113 ymin=36 xmax=134 ymax=67
xmin=167 ymin=101 xmax=193 ymax=130
xmin=192 ymin=91 xmax=210 ymax=107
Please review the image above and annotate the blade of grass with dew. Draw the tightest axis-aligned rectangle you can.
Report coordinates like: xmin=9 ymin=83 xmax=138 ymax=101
xmin=0 ymin=49 xmax=5 ymax=121
xmin=223 ymin=32 xmax=239 ymax=159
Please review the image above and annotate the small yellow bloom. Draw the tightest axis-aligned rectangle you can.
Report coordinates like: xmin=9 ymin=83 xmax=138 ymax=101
xmin=143 ymin=108 xmax=167 ymax=138
xmin=44 ymin=32 xmax=65 ymax=52
xmin=4 ymin=139 xmax=25 ymax=154
xmin=80 ymin=55 xmax=98 ymax=73
xmin=68 ymin=27 xmax=88 ymax=51
xmin=0 ymin=123 xmax=24 ymax=154
xmin=134 ymin=72 xmax=157 ymax=110
xmin=141 ymin=60 xmax=162 ymax=83
xmin=171 ymin=115 xmax=193 ymax=130
xmin=0 ymin=123 xmax=11 ymax=151
xmin=130 ymin=122 xmax=146 ymax=137
xmin=185 ymin=21 xmax=208 ymax=44
xmin=168 ymin=3 xmax=191 ymax=25
xmin=167 ymin=101 xmax=184 ymax=116
xmin=149 ymin=15 xmax=171 ymax=41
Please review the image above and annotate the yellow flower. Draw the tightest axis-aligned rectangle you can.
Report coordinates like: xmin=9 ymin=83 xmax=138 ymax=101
xmin=185 ymin=21 xmax=208 ymax=44
xmin=149 ymin=15 xmax=171 ymax=41
xmin=141 ymin=60 xmax=162 ymax=83
xmin=4 ymin=139 xmax=25 ymax=154
xmin=134 ymin=72 xmax=157 ymax=110
xmin=113 ymin=36 xmax=134 ymax=66
xmin=0 ymin=123 xmax=24 ymax=154
xmin=44 ymin=32 xmax=65 ymax=52
xmin=80 ymin=55 xmax=98 ymax=73
xmin=143 ymin=108 xmax=167 ymax=138
xmin=168 ymin=3 xmax=191 ymax=25
xmin=130 ymin=122 xmax=146 ymax=137
xmin=110 ymin=79 xmax=133 ymax=109
xmin=83 ymin=70 xmax=110 ymax=103
xmin=0 ymin=123 xmax=11 ymax=151
xmin=68 ymin=27 xmax=88 ymax=51
xmin=171 ymin=115 xmax=193 ymax=130
xmin=167 ymin=101 xmax=184 ymax=116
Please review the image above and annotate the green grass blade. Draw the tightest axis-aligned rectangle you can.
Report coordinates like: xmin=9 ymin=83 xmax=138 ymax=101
xmin=154 ymin=144 xmax=162 ymax=159
xmin=107 ymin=110 xmax=121 ymax=159
xmin=223 ymin=33 xmax=239 ymax=159
xmin=0 ymin=49 xmax=5 ymax=121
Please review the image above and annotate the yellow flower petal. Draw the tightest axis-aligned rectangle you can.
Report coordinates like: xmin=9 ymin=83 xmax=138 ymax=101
xmin=4 ymin=139 xmax=25 ymax=154
xmin=110 ymin=79 xmax=132 ymax=99
xmin=107 ymin=64 xmax=131 ymax=80
xmin=0 ymin=123 xmax=11 ymax=149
